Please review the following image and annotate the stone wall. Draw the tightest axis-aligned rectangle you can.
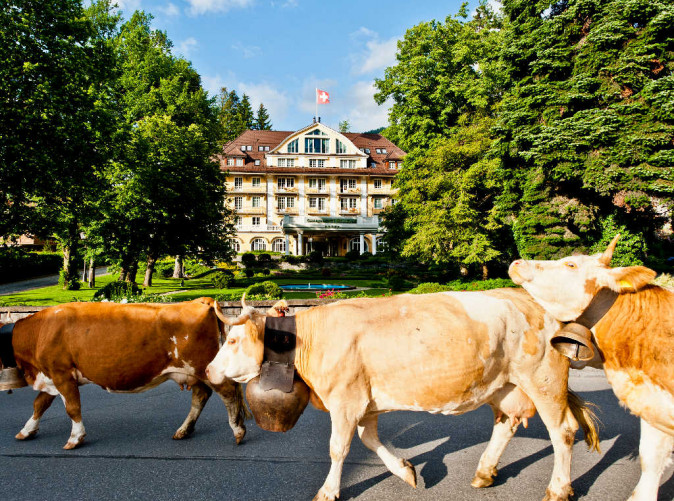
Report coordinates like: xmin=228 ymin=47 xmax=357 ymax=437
xmin=0 ymin=299 xmax=335 ymax=324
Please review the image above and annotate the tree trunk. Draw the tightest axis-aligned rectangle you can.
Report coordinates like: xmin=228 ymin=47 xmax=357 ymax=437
xmin=61 ymin=245 xmax=72 ymax=290
xmin=482 ymin=263 xmax=489 ymax=281
xmin=459 ymin=265 xmax=469 ymax=277
xmin=127 ymin=260 xmax=139 ymax=283
xmin=173 ymin=255 xmax=184 ymax=279
xmin=143 ymin=254 xmax=156 ymax=287
xmin=87 ymin=257 xmax=95 ymax=288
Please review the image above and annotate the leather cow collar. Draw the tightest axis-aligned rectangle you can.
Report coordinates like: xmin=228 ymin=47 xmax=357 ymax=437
xmin=0 ymin=323 xmax=17 ymax=368
xmin=259 ymin=316 xmax=297 ymax=393
xmin=551 ymin=288 xmax=619 ymax=362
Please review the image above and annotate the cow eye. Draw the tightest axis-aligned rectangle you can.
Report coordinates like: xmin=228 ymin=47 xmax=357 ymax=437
xmin=227 ymin=338 xmax=236 ymax=345
xmin=565 ymin=262 xmax=576 ymax=269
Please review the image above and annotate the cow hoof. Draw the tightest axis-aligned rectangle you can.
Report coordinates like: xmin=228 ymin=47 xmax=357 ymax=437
xmin=15 ymin=430 xmax=38 ymax=441
xmin=173 ymin=424 xmax=195 ymax=440
xmin=401 ymin=459 xmax=417 ymax=488
xmin=63 ymin=435 xmax=86 ymax=450
xmin=471 ymin=467 xmax=497 ymax=488
xmin=543 ymin=485 xmax=574 ymax=501
xmin=312 ymin=487 xmax=337 ymax=501
xmin=234 ymin=426 xmax=246 ymax=445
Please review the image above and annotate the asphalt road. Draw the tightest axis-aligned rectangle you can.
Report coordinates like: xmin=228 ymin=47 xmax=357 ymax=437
xmin=0 ymin=268 xmax=109 ymax=295
xmin=0 ymin=370 xmax=672 ymax=501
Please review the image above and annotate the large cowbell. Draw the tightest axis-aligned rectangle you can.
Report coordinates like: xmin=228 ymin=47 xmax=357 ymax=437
xmin=0 ymin=323 xmax=27 ymax=391
xmin=550 ymin=322 xmax=595 ymax=362
xmin=245 ymin=316 xmax=310 ymax=432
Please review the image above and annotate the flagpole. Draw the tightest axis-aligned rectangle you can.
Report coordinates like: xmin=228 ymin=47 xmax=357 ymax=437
xmin=315 ymin=88 xmax=318 ymax=122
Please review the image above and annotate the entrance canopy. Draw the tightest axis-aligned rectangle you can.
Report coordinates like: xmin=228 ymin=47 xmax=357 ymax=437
xmin=281 ymin=215 xmax=380 ymax=233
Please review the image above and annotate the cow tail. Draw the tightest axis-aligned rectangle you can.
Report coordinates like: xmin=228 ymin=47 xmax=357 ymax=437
xmin=568 ymin=389 xmax=601 ymax=453
xmin=236 ymin=382 xmax=253 ymax=420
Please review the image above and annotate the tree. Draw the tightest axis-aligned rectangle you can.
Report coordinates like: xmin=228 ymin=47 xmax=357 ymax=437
xmin=217 ymin=87 xmax=242 ymax=143
xmin=0 ymin=0 xmax=120 ymax=288
xmin=255 ymin=103 xmax=272 ymax=130
xmin=496 ymin=0 xmax=674 ymax=259
xmin=237 ymin=94 xmax=255 ymax=131
xmin=338 ymin=120 xmax=351 ymax=133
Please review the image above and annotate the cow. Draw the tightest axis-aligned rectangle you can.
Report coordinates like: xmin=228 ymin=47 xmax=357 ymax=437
xmin=508 ymin=235 xmax=673 ymax=501
xmin=1 ymin=297 xmax=248 ymax=449
xmin=207 ymin=290 xmax=599 ymax=501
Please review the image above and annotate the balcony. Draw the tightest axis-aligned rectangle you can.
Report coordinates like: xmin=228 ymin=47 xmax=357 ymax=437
xmin=282 ymin=215 xmax=380 ymax=232
xmin=339 ymin=187 xmax=361 ymax=195
xmin=275 ymin=207 xmax=299 ymax=215
xmin=305 ymin=187 xmax=328 ymax=195
xmin=235 ymin=224 xmax=281 ymax=233
xmin=339 ymin=207 xmax=360 ymax=215
xmin=275 ymin=186 xmax=298 ymax=194
xmin=236 ymin=207 xmax=266 ymax=215
xmin=230 ymin=186 xmax=266 ymax=194
xmin=307 ymin=208 xmax=329 ymax=215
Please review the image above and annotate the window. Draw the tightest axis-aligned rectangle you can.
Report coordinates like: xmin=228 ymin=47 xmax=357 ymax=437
xmin=373 ymin=179 xmax=382 ymax=189
xmin=252 ymin=217 xmax=261 ymax=226
xmin=349 ymin=237 xmax=369 ymax=252
xmin=236 ymin=158 xmax=244 ymax=166
xmin=340 ymin=159 xmax=356 ymax=169
xmin=375 ymin=148 xmax=382 ymax=154
xmin=277 ymin=177 xmax=295 ymax=189
xmin=264 ymin=146 xmax=270 ymax=151
xmin=287 ymin=139 xmax=298 ymax=153
xmin=241 ymin=145 xmax=246 ymax=151
xmin=251 ymin=238 xmax=266 ymax=251
xmin=374 ymin=198 xmax=383 ymax=209
xmin=246 ymin=145 xmax=252 ymax=151
xmin=305 ymin=137 xmax=329 ymax=153
xmin=272 ymin=238 xmax=286 ymax=253
xmin=309 ymin=159 xmax=325 ymax=169
xmin=308 ymin=178 xmax=326 ymax=191
xmin=226 ymin=158 xmax=234 ymax=166
xmin=278 ymin=158 xmax=295 ymax=167
xmin=381 ymin=148 xmax=387 ymax=154
xmin=306 ymin=129 xmax=327 ymax=135
xmin=340 ymin=178 xmax=357 ymax=191
xmin=258 ymin=146 xmax=264 ymax=151
xmin=340 ymin=197 xmax=357 ymax=210
xmin=389 ymin=161 xmax=397 ymax=169
xmin=309 ymin=197 xmax=326 ymax=211
xmin=252 ymin=177 xmax=261 ymax=187
xmin=234 ymin=197 xmax=242 ymax=210
xmin=234 ymin=177 xmax=243 ymax=190
xmin=254 ymin=159 xmax=260 ymax=166
xmin=277 ymin=196 xmax=295 ymax=210
xmin=336 ymin=139 xmax=347 ymax=154
xmin=252 ymin=196 xmax=261 ymax=208
xmin=278 ymin=158 xmax=285 ymax=167
xmin=229 ymin=240 xmax=240 ymax=252
xmin=365 ymin=148 xmax=370 ymax=154
xmin=234 ymin=216 xmax=242 ymax=227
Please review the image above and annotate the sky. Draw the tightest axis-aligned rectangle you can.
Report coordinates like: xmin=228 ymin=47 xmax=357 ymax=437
xmin=112 ymin=0 xmax=482 ymax=133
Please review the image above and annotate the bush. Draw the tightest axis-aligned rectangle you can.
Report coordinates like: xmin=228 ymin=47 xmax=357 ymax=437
xmin=0 ymin=248 xmax=62 ymax=284
xmin=245 ymin=281 xmax=284 ymax=299
xmin=281 ymin=254 xmax=303 ymax=265
xmin=408 ymin=282 xmax=453 ymax=294
xmin=386 ymin=275 xmax=407 ymax=291
xmin=211 ymin=270 xmax=235 ymax=289
xmin=183 ymin=259 xmax=211 ymax=277
xmin=410 ymin=278 xmax=516 ymax=293
xmin=321 ymin=267 xmax=332 ymax=277
xmin=94 ymin=281 xmax=141 ymax=300
xmin=345 ymin=249 xmax=361 ymax=261
xmin=257 ymin=253 xmax=271 ymax=263
xmin=262 ymin=268 xmax=271 ymax=276
xmin=154 ymin=260 xmax=175 ymax=278
xmin=360 ymin=251 xmax=373 ymax=259
xmin=244 ymin=268 xmax=255 ymax=278
xmin=307 ymin=251 xmax=323 ymax=264
xmin=241 ymin=253 xmax=257 ymax=267
xmin=58 ymin=270 xmax=81 ymax=290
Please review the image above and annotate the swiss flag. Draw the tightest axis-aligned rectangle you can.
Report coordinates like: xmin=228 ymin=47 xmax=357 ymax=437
xmin=316 ymin=89 xmax=330 ymax=104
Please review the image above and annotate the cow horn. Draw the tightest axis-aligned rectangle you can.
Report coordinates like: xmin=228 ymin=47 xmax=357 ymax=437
xmin=550 ymin=323 xmax=595 ymax=362
xmin=598 ymin=234 xmax=620 ymax=266
xmin=241 ymin=292 xmax=248 ymax=310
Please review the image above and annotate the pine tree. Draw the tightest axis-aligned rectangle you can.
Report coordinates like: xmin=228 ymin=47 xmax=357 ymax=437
xmin=255 ymin=103 xmax=272 ymax=130
xmin=237 ymin=94 xmax=255 ymax=131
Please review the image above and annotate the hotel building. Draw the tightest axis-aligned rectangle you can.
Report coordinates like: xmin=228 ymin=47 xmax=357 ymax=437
xmin=218 ymin=121 xmax=405 ymax=256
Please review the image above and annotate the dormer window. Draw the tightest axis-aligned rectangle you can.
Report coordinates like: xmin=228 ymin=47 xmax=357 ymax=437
xmin=240 ymin=145 xmax=246 ymax=151
xmin=381 ymin=148 xmax=387 ymax=154
xmin=336 ymin=139 xmax=346 ymax=154
xmin=305 ymin=137 xmax=329 ymax=154
xmin=287 ymin=139 xmax=298 ymax=153
xmin=365 ymin=148 xmax=370 ymax=154
xmin=306 ymin=129 xmax=327 ymax=136
xmin=375 ymin=148 xmax=382 ymax=154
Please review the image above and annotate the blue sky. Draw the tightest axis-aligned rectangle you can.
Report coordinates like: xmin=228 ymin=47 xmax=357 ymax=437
xmin=113 ymin=0 xmax=481 ymax=132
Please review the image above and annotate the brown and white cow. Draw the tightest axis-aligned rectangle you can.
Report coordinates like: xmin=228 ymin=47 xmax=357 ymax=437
xmin=3 ymin=297 xmax=248 ymax=449
xmin=509 ymin=235 xmax=673 ymax=501
xmin=208 ymin=289 xmax=599 ymax=501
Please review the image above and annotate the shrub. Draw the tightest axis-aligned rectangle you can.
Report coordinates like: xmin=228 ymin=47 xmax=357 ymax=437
xmin=211 ymin=270 xmax=235 ymax=289
xmin=321 ymin=267 xmax=332 ymax=277
xmin=408 ymin=282 xmax=453 ymax=294
xmin=244 ymin=268 xmax=255 ymax=278
xmin=257 ymin=253 xmax=271 ymax=263
xmin=262 ymin=268 xmax=271 ymax=276
xmin=241 ymin=253 xmax=257 ymax=267
xmin=183 ymin=259 xmax=212 ymax=277
xmin=386 ymin=275 xmax=407 ymax=291
xmin=154 ymin=260 xmax=175 ymax=278
xmin=0 ymin=248 xmax=62 ymax=284
xmin=57 ymin=270 xmax=82 ymax=290
xmin=360 ymin=251 xmax=373 ymax=259
xmin=307 ymin=251 xmax=323 ymax=264
xmin=94 ymin=281 xmax=141 ymax=300
xmin=244 ymin=281 xmax=284 ymax=299
xmin=345 ymin=249 xmax=361 ymax=261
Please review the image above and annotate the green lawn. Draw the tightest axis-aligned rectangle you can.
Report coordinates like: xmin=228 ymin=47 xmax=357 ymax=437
xmin=0 ymin=269 xmax=392 ymax=306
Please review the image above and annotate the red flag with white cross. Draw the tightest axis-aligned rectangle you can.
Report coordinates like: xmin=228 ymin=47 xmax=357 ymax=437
xmin=316 ymin=89 xmax=330 ymax=104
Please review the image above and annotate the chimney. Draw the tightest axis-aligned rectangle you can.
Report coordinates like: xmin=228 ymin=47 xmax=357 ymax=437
xmin=312 ymin=117 xmax=316 ymax=123
xmin=318 ymin=117 xmax=321 ymax=123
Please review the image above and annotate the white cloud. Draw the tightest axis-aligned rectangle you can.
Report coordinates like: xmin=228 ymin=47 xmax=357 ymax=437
xmin=232 ymin=42 xmax=261 ymax=59
xmin=349 ymin=28 xmax=399 ymax=76
xmin=271 ymin=0 xmax=298 ymax=7
xmin=298 ymin=78 xmax=338 ymax=116
xmin=340 ymin=81 xmax=391 ymax=132
xmin=186 ymin=0 xmax=255 ymax=15
xmin=158 ymin=2 xmax=180 ymax=16
xmin=239 ymin=82 xmax=290 ymax=126
xmin=175 ymin=37 xmax=198 ymax=57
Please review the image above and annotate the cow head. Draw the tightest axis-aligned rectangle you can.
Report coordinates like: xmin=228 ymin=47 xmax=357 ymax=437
xmin=206 ymin=295 xmax=289 ymax=385
xmin=508 ymin=235 xmax=656 ymax=322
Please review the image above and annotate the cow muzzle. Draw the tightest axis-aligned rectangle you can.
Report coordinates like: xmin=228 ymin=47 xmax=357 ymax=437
xmin=550 ymin=323 xmax=595 ymax=362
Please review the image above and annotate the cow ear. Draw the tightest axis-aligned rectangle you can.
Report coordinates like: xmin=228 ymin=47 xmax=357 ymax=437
xmin=602 ymin=266 xmax=656 ymax=292
xmin=266 ymin=299 xmax=289 ymax=317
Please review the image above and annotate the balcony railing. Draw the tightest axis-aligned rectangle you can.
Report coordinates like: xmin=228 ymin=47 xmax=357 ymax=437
xmin=275 ymin=186 xmax=298 ymax=194
xmin=275 ymin=207 xmax=299 ymax=215
xmin=236 ymin=207 xmax=266 ymax=214
xmin=339 ymin=187 xmax=361 ymax=194
xmin=235 ymin=224 xmax=281 ymax=232
xmin=230 ymin=186 xmax=266 ymax=194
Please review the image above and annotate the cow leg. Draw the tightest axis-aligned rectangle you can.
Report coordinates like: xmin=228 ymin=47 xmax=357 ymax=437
xmin=357 ymin=414 xmax=417 ymax=488
xmin=212 ymin=381 xmax=247 ymax=444
xmin=628 ymin=419 xmax=674 ymax=501
xmin=16 ymin=391 xmax=57 ymax=440
xmin=471 ymin=409 xmax=519 ymax=488
xmin=52 ymin=378 xmax=86 ymax=450
xmin=173 ymin=383 xmax=212 ymax=439
xmin=313 ymin=411 xmax=358 ymax=501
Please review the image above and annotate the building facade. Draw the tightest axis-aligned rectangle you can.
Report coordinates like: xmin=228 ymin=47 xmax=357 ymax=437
xmin=219 ymin=121 xmax=405 ymax=256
